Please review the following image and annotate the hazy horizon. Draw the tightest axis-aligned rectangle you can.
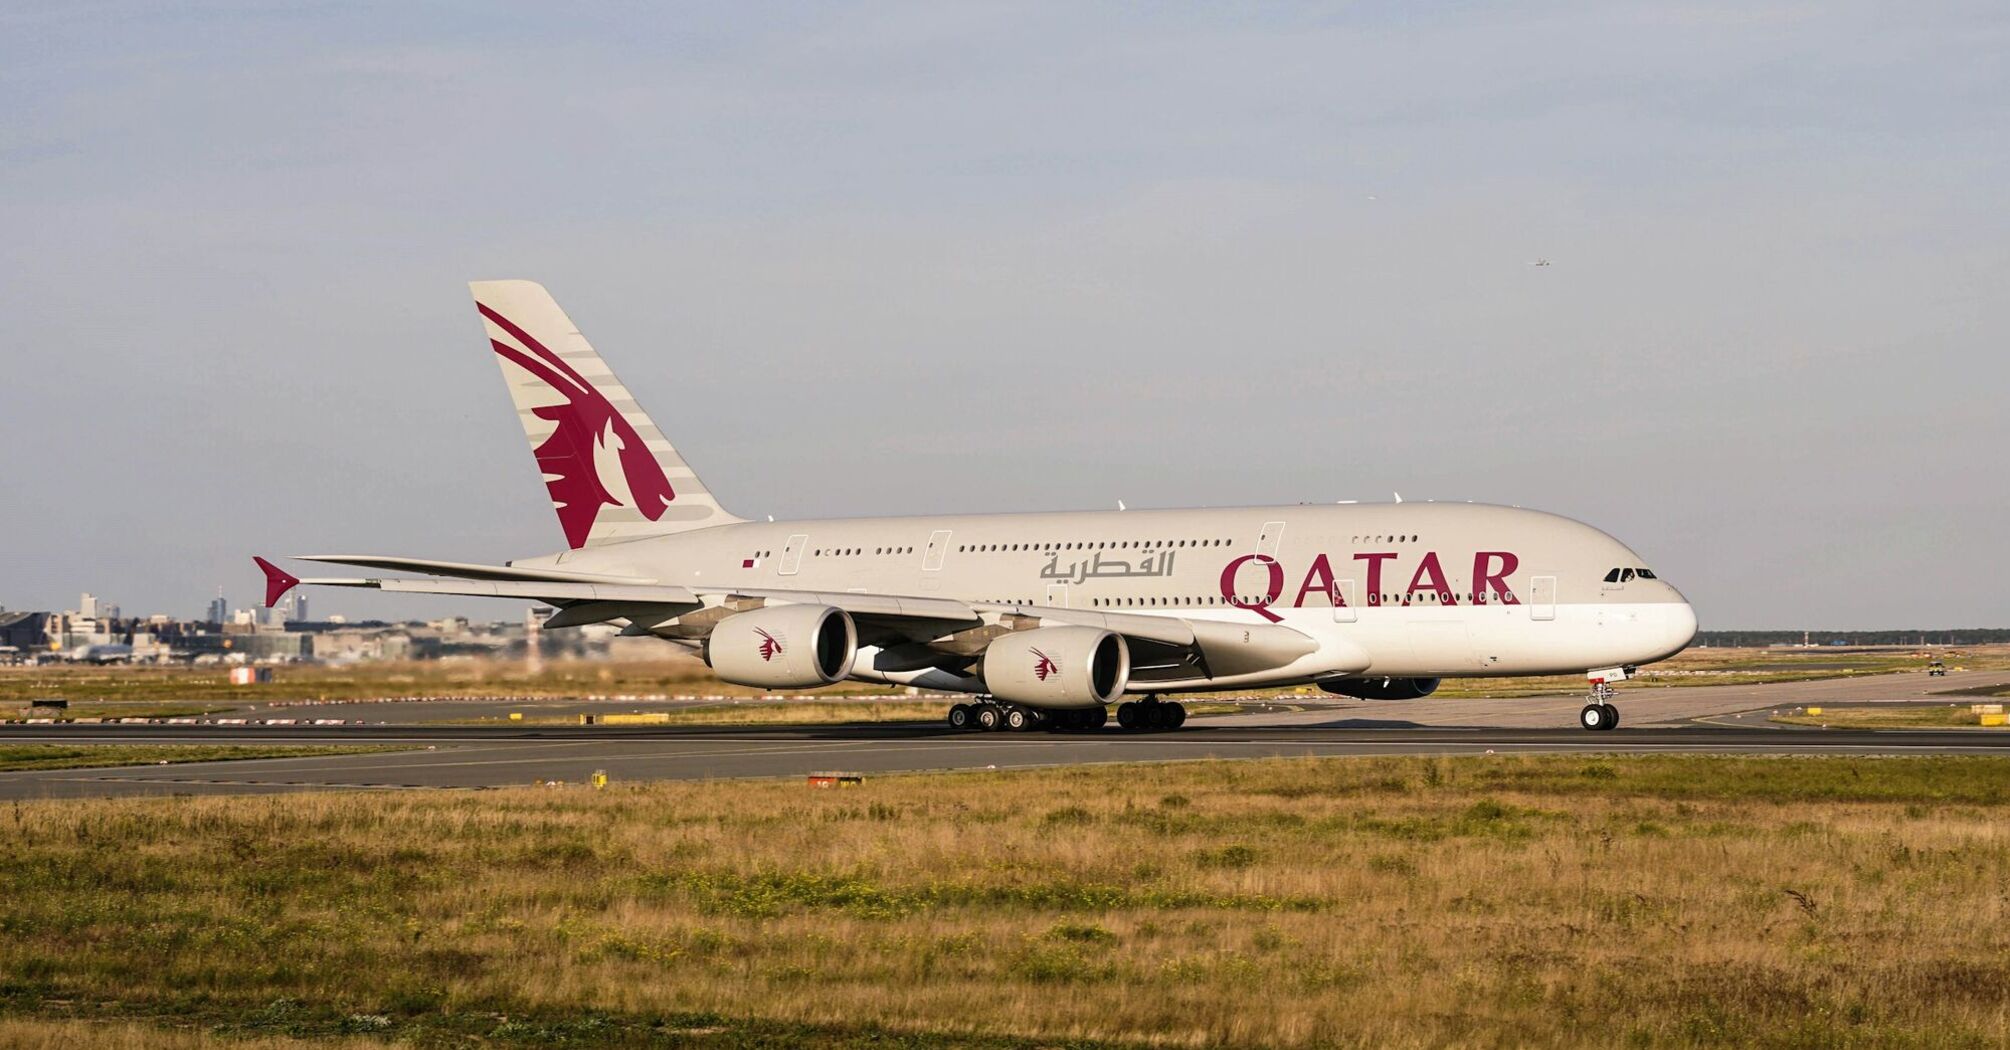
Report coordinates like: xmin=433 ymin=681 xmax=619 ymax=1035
xmin=4 ymin=3 xmax=2006 ymax=630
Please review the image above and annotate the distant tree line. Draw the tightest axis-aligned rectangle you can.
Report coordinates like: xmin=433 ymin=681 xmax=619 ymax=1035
xmin=1696 ymin=629 xmax=2010 ymax=647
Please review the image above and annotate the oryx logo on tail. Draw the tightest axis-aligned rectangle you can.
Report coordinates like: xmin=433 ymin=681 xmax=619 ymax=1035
xmin=755 ymin=628 xmax=784 ymax=662
xmin=1031 ymin=648 xmax=1058 ymax=681
xmin=478 ymin=302 xmax=676 ymax=549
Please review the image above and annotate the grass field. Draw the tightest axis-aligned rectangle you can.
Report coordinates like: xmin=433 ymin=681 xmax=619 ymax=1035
xmin=1426 ymin=645 xmax=2004 ymax=699
xmin=449 ymin=700 xmax=1251 ymax=727
xmin=0 ymin=659 xmax=914 ymax=706
xmin=2 ymin=701 xmax=240 ymax=721
xmin=6 ymin=645 xmax=2003 ymax=709
xmin=0 ymin=745 xmax=409 ymax=773
xmin=1771 ymin=705 xmax=2006 ymax=730
xmin=4 ymin=754 xmax=2008 ymax=1048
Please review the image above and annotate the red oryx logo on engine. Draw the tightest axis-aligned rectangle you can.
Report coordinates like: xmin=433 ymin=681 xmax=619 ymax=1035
xmin=755 ymin=628 xmax=783 ymax=662
xmin=478 ymin=302 xmax=676 ymax=549
xmin=1031 ymin=648 xmax=1058 ymax=681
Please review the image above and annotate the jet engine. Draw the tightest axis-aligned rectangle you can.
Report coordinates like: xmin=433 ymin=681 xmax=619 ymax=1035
xmin=1320 ymin=676 xmax=1441 ymax=700
xmin=707 ymin=605 xmax=857 ymax=689
xmin=982 ymin=626 xmax=1129 ymax=708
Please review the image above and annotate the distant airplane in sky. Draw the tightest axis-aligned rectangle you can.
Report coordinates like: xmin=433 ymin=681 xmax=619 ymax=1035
xmin=257 ymin=281 xmax=1694 ymax=732
xmin=1530 ymin=258 xmax=1551 ymax=266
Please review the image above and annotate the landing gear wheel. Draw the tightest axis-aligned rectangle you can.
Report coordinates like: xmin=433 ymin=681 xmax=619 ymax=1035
xmin=1088 ymin=706 xmax=1109 ymax=730
xmin=1600 ymin=704 xmax=1619 ymax=730
xmin=1116 ymin=702 xmax=1140 ymax=730
xmin=1166 ymin=704 xmax=1187 ymax=729
xmin=1004 ymin=706 xmax=1032 ymax=731
xmin=975 ymin=705 xmax=1002 ymax=732
xmin=947 ymin=704 xmax=973 ymax=731
xmin=1579 ymin=703 xmax=1609 ymax=732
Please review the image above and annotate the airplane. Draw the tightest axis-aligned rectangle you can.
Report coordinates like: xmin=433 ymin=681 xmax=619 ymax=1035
xmin=68 ymin=643 xmax=134 ymax=664
xmin=255 ymin=280 xmax=1696 ymax=733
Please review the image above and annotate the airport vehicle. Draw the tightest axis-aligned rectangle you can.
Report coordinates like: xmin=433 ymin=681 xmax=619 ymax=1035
xmin=256 ymin=281 xmax=1696 ymax=732
xmin=1928 ymin=660 xmax=1947 ymax=677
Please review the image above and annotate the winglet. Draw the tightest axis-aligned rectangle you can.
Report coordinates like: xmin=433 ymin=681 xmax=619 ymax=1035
xmin=253 ymin=556 xmax=300 ymax=607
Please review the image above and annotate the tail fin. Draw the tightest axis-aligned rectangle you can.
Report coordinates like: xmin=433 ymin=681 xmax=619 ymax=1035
xmin=469 ymin=279 xmax=740 ymax=549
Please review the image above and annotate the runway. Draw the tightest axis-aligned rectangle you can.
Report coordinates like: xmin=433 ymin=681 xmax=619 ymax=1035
xmin=3 ymin=668 xmax=2005 ymax=799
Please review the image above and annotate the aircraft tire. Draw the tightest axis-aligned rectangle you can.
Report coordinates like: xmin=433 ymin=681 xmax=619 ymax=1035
xmin=975 ymin=705 xmax=1003 ymax=732
xmin=1089 ymin=706 xmax=1109 ymax=730
xmin=1600 ymin=704 xmax=1620 ymax=730
xmin=1167 ymin=703 xmax=1187 ymax=729
xmin=1116 ymin=702 xmax=1140 ymax=730
xmin=1005 ymin=706 xmax=1032 ymax=731
xmin=1578 ymin=704 xmax=1608 ymax=731
xmin=947 ymin=704 xmax=973 ymax=731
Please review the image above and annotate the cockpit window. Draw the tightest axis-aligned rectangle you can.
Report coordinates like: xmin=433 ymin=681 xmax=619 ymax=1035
xmin=1620 ymin=568 xmax=1636 ymax=582
xmin=1603 ymin=568 xmax=1621 ymax=583
xmin=1636 ymin=568 xmax=1657 ymax=580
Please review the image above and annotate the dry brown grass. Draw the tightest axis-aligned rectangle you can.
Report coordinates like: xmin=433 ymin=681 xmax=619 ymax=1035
xmin=452 ymin=700 xmax=1248 ymax=727
xmin=0 ymin=1019 xmax=387 ymax=1049
xmin=1771 ymin=705 xmax=2004 ymax=729
xmin=0 ymin=657 xmax=906 ymax=705
xmin=0 ymin=745 xmax=408 ymax=773
xmin=4 ymin=755 xmax=2009 ymax=1047
xmin=13 ymin=645 xmax=2007 ymax=709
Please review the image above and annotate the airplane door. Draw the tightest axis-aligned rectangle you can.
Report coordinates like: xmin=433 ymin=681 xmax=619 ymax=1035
xmin=779 ymin=534 xmax=809 ymax=576
xmin=1333 ymin=578 xmax=1357 ymax=623
xmin=1256 ymin=521 xmax=1286 ymax=559
xmin=1530 ymin=575 xmax=1557 ymax=621
xmin=922 ymin=530 xmax=953 ymax=572
xmin=1046 ymin=582 xmax=1070 ymax=609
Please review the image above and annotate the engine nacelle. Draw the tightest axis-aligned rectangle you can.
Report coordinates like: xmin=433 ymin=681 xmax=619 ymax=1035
xmin=1320 ymin=676 xmax=1441 ymax=700
xmin=707 ymin=605 xmax=856 ymax=689
xmin=982 ymin=626 xmax=1129 ymax=708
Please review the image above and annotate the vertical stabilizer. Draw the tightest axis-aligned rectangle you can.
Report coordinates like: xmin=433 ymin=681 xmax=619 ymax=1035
xmin=469 ymin=279 xmax=739 ymax=548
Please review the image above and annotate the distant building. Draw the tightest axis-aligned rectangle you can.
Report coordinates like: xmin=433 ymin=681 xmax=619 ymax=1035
xmin=206 ymin=590 xmax=227 ymax=624
xmin=79 ymin=593 xmax=99 ymax=618
xmin=228 ymin=632 xmax=311 ymax=661
xmin=0 ymin=611 xmax=51 ymax=652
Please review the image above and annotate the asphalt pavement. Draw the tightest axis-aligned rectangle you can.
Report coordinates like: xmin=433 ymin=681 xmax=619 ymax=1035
xmin=2 ymin=669 xmax=2005 ymax=799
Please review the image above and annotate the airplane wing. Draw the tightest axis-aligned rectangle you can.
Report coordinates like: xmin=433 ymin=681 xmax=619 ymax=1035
xmin=254 ymin=557 xmax=1359 ymax=684
xmin=293 ymin=554 xmax=655 ymax=585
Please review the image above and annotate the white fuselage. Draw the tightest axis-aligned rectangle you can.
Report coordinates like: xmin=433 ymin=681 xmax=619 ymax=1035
xmin=520 ymin=501 xmax=1698 ymax=694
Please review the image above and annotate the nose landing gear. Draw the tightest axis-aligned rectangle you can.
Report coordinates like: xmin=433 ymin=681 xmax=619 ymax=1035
xmin=1578 ymin=666 xmax=1634 ymax=731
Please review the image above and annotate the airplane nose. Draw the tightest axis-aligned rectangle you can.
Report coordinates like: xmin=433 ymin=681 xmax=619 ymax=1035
xmin=1670 ymin=599 xmax=1698 ymax=651
xmin=1649 ymin=596 xmax=1699 ymax=661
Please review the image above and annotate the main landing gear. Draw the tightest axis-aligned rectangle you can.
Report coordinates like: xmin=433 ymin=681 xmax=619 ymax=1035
xmin=944 ymin=698 xmax=1188 ymax=732
xmin=1116 ymin=697 xmax=1186 ymax=732
xmin=945 ymin=700 xmax=1109 ymax=733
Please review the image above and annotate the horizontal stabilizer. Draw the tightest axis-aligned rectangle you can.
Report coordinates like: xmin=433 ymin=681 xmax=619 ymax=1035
xmin=253 ymin=556 xmax=300 ymax=608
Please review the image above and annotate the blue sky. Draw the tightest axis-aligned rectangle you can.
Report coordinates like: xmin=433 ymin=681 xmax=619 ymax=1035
xmin=3 ymin=2 xmax=2006 ymax=628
